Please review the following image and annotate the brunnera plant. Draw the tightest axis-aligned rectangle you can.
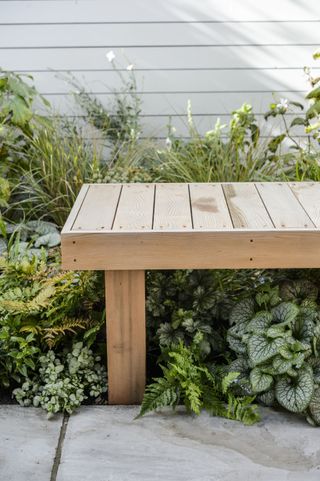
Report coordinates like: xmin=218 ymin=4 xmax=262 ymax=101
xmin=227 ymin=279 xmax=320 ymax=426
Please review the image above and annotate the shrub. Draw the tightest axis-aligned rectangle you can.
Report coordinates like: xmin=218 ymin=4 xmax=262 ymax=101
xmin=227 ymin=279 xmax=320 ymax=426
xmin=13 ymin=342 xmax=107 ymax=417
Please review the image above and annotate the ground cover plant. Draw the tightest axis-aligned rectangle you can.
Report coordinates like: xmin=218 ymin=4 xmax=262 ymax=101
xmin=1 ymin=53 xmax=320 ymax=423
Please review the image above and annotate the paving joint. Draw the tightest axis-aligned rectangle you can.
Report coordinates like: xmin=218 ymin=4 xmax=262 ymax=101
xmin=50 ymin=413 xmax=69 ymax=481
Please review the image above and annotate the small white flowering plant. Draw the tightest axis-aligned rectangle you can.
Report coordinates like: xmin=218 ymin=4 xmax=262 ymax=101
xmin=13 ymin=342 xmax=107 ymax=418
xmin=264 ymin=52 xmax=320 ymax=156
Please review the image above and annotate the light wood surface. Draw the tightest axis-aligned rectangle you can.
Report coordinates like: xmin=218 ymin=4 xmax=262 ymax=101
xmin=105 ymin=270 xmax=146 ymax=404
xmin=290 ymin=182 xmax=320 ymax=228
xmin=223 ymin=183 xmax=273 ymax=229
xmin=189 ymin=183 xmax=233 ymax=229
xmin=153 ymin=183 xmax=192 ymax=230
xmin=256 ymin=182 xmax=314 ymax=229
xmin=112 ymin=184 xmax=155 ymax=231
xmin=72 ymin=183 xmax=122 ymax=231
xmin=62 ymin=182 xmax=320 ymax=270
xmin=62 ymin=230 xmax=320 ymax=270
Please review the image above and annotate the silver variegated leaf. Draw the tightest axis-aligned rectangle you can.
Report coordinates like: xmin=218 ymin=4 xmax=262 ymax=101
xmin=250 ymin=367 xmax=273 ymax=393
xmin=247 ymin=311 xmax=272 ymax=334
xmin=258 ymin=389 xmax=275 ymax=406
xmin=247 ymin=334 xmax=286 ymax=365
xmin=227 ymin=333 xmax=246 ymax=354
xmin=275 ymin=368 xmax=314 ymax=413
xmin=229 ymin=298 xmax=255 ymax=325
xmin=271 ymin=302 xmax=299 ymax=325
xmin=272 ymin=355 xmax=292 ymax=374
xmin=280 ymin=280 xmax=318 ymax=303
xmin=308 ymin=387 xmax=320 ymax=425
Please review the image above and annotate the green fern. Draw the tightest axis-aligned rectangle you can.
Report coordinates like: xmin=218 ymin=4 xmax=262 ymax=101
xmin=138 ymin=333 xmax=260 ymax=425
xmin=137 ymin=378 xmax=179 ymax=418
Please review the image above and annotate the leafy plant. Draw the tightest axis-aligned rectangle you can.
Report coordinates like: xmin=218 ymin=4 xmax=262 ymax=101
xmin=13 ymin=342 xmax=107 ymax=417
xmin=156 ymin=103 xmax=287 ymax=183
xmin=138 ymin=332 xmax=260 ymax=425
xmin=227 ymin=279 xmax=320 ymax=425
xmin=0 ymin=245 xmax=104 ymax=387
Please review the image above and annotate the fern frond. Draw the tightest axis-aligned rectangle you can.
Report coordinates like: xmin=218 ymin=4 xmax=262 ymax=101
xmin=41 ymin=318 xmax=88 ymax=348
xmin=136 ymin=378 xmax=179 ymax=418
xmin=222 ymin=372 xmax=240 ymax=394
xmin=226 ymin=394 xmax=260 ymax=425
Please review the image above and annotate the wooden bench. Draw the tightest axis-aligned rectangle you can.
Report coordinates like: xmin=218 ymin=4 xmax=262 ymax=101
xmin=61 ymin=182 xmax=320 ymax=404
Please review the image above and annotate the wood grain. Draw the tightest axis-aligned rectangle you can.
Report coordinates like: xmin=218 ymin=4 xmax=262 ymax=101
xmin=223 ymin=183 xmax=273 ymax=228
xmin=256 ymin=182 xmax=314 ymax=228
xmin=189 ymin=183 xmax=233 ymax=229
xmin=62 ymin=230 xmax=320 ymax=270
xmin=153 ymin=183 xmax=192 ymax=230
xmin=112 ymin=184 xmax=155 ymax=231
xmin=105 ymin=270 xmax=146 ymax=404
xmin=61 ymin=184 xmax=89 ymax=233
xmin=290 ymin=182 xmax=320 ymax=228
xmin=72 ymin=184 xmax=122 ymax=231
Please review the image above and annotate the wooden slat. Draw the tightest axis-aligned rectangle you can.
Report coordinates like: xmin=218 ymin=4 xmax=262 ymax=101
xmin=72 ymin=184 xmax=121 ymax=231
xmin=153 ymin=183 xmax=192 ymax=230
xmin=105 ymin=270 xmax=146 ymax=404
xmin=189 ymin=183 xmax=232 ymax=229
xmin=62 ymin=230 xmax=320 ymax=270
xmin=223 ymin=183 xmax=273 ymax=229
xmin=112 ymin=184 xmax=155 ymax=231
xmin=61 ymin=184 xmax=89 ymax=233
xmin=290 ymin=182 xmax=320 ymax=228
xmin=256 ymin=182 xmax=314 ymax=228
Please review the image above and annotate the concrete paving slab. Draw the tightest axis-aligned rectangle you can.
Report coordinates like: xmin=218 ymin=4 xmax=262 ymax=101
xmin=57 ymin=406 xmax=320 ymax=481
xmin=0 ymin=406 xmax=62 ymax=481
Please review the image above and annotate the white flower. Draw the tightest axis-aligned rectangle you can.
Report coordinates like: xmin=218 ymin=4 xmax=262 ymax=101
xmin=106 ymin=50 xmax=116 ymax=63
xmin=276 ymin=98 xmax=288 ymax=112
xmin=165 ymin=137 xmax=172 ymax=150
xmin=126 ymin=64 xmax=134 ymax=71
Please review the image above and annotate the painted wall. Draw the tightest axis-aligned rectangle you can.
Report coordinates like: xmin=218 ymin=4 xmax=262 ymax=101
xmin=1 ymin=0 xmax=319 ymax=138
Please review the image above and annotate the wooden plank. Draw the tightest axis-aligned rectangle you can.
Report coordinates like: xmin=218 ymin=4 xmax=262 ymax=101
xmin=61 ymin=230 xmax=320 ymax=270
xmin=61 ymin=184 xmax=89 ymax=233
xmin=112 ymin=184 xmax=155 ymax=231
xmin=105 ymin=270 xmax=146 ymax=404
xmin=72 ymin=184 xmax=122 ymax=231
xmin=290 ymin=182 xmax=320 ymax=228
xmin=256 ymin=182 xmax=314 ymax=228
xmin=189 ymin=183 xmax=232 ymax=229
xmin=153 ymin=183 xmax=192 ymax=230
xmin=223 ymin=183 xmax=273 ymax=228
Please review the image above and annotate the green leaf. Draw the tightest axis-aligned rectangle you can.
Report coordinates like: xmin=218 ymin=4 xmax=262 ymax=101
xmin=257 ymin=389 xmax=275 ymax=406
xmin=306 ymin=86 xmax=320 ymax=100
xmin=308 ymin=387 xmax=320 ymax=425
xmin=306 ymin=101 xmax=320 ymax=120
xmin=280 ymin=280 xmax=318 ymax=302
xmin=247 ymin=334 xmax=286 ymax=365
xmin=34 ymin=233 xmax=61 ymax=248
xmin=289 ymin=101 xmax=304 ymax=110
xmin=229 ymin=298 xmax=255 ymax=325
xmin=250 ymin=367 xmax=273 ymax=393
xmin=275 ymin=368 xmax=314 ymax=413
xmin=247 ymin=312 xmax=272 ymax=333
xmin=227 ymin=333 xmax=246 ymax=355
xmin=267 ymin=134 xmax=286 ymax=153
xmin=222 ymin=372 xmax=239 ymax=394
xmin=272 ymin=355 xmax=292 ymax=374
xmin=290 ymin=117 xmax=306 ymax=127
xmin=271 ymin=302 xmax=299 ymax=325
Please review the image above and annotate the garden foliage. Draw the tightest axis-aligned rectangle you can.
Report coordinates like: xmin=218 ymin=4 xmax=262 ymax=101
xmin=1 ymin=54 xmax=320 ymax=423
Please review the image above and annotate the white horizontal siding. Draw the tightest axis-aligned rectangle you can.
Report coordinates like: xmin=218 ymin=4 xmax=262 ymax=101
xmin=0 ymin=0 xmax=319 ymax=138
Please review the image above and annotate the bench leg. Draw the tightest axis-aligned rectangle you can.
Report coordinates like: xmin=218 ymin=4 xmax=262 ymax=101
xmin=105 ymin=270 xmax=146 ymax=404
